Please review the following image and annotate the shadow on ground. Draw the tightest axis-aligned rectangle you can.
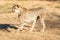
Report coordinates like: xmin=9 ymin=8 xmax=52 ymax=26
xmin=0 ymin=20 xmax=60 ymax=32
xmin=0 ymin=24 xmax=18 ymax=32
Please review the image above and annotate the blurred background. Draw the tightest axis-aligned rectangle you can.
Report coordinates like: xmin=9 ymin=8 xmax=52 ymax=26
xmin=0 ymin=0 xmax=60 ymax=40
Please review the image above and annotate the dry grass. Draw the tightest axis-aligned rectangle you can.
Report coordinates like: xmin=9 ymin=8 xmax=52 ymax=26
xmin=0 ymin=29 xmax=60 ymax=40
xmin=0 ymin=1 xmax=60 ymax=40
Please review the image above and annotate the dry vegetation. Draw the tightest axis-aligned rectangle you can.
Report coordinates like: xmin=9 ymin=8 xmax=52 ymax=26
xmin=0 ymin=1 xmax=60 ymax=40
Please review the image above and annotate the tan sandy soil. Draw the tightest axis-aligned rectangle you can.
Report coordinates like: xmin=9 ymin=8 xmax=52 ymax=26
xmin=0 ymin=1 xmax=60 ymax=40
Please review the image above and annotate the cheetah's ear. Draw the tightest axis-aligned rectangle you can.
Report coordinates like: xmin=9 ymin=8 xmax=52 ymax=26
xmin=16 ymin=4 xmax=20 ymax=8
